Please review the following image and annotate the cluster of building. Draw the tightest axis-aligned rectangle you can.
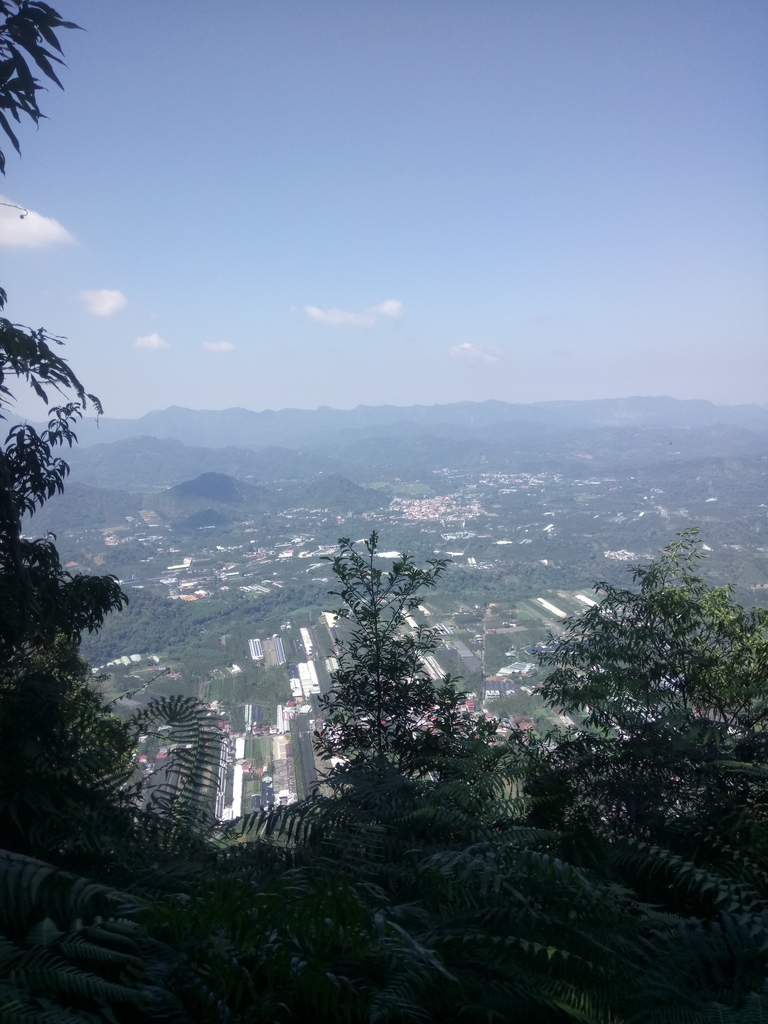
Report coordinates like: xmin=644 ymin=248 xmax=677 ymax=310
xmin=267 ymin=732 xmax=297 ymax=808
xmin=100 ymin=652 xmax=160 ymax=669
xmin=478 ymin=471 xmax=555 ymax=488
xmin=289 ymin=661 xmax=321 ymax=700
xmin=389 ymin=493 xmax=487 ymax=525
xmin=216 ymin=701 xmax=302 ymax=820
xmin=248 ymin=635 xmax=287 ymax=666
xmin=603 ymin=549 xmax=639 ymax=561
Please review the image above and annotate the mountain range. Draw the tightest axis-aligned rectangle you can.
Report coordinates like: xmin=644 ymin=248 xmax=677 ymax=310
xmin=26 ymin=470 xmax=386 ymax=537
xmin=18 ymin=397 xmax=766 ymax=514
xmin=45 ymin=397 xmax=768 ymax=453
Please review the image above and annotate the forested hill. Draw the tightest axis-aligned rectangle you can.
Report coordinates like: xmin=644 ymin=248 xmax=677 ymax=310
xmin=154 ymin=472 xmax=381 ymax=518
xmin=169 ymin=472 xmax=260 ymax=505
xmin=24 ymin=471 xmax=387 ymax=535
xmin=42 ymin=396 xmax=768 ymax=451
xmin=63 ymin=436 xmax=342 ymax=491
xmin=59 ymin=421 xmax=768 ymax=497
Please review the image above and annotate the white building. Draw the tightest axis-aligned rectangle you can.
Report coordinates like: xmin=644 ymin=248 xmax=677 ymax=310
xmin=300 ymin=627 xmax=314 ymax=658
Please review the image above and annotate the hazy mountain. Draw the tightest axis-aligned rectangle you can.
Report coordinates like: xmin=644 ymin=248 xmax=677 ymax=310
xmin=180 ymin=508 xmax=231 ymax=530
xmin=64 ymin=436 xmax=341 ymax=490
xmin=158 ymin=471 xmax=378 ymax=527
xmin=24 ymin=468 xmax=388 ymax=540
xmin=153 ymin=473 xmax=275 ymax=519
xmin=46 ymin=397 xmax=768 ymax=451
xmin=288 ymin=473 xmax=387 ymax=514
xmin=155 ymin=471 xmax=384 ymax=522
xmin=324 ymin=434 xmax=494 ymax=482
xmin=53 ymin=419 xmax=768 ymax=500
xmin=170 ymin=472 xmax=252 ymax=505
xmin=23 ymin=483 xmax=143 ymax=536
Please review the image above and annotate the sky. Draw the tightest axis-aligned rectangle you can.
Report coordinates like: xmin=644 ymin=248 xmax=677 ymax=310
xmin=2 ymin=0 xmax=767 ymax=419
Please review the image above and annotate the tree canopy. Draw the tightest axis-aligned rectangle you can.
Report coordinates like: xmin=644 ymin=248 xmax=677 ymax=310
xmin=317 ymin=533 xmax=492 ymax=774
xmin=0 ymin=0 xmax=77 ymax=172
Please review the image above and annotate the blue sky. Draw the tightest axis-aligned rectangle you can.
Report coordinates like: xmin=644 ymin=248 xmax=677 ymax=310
xmin=2 ymin=0 xmax=766 ymax=418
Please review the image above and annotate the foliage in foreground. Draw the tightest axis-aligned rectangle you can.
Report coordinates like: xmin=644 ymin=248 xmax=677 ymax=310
xmin=316 ymin=534 xmax=495 ymax=774
xmin=5 ymin=519 xmax=768 ymax=1021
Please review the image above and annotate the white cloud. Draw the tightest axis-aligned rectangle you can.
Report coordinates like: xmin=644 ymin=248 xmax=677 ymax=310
xmin=80 ymin=289 xmax=127 ymax=317
xmin=134 ymin=333 xmax=169 ymax=350
xmin=370 ymin=299 xmax=403 ymax=319
xmin=202 ymin=341 xmax=234 ymax=353
xmin=304 ymin=306 xmax=376 ymax=327
xmin=303 ymin=298 xmax=404 ymax=327
xmin=0 ymin=196 xmax=74 ymax=248
xmin=450 ymin=343 xmax=501 ymax=364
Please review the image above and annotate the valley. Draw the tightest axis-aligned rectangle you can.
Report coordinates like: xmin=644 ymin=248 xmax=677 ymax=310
xmin=23 ymin=399 xmax=768 ymax=816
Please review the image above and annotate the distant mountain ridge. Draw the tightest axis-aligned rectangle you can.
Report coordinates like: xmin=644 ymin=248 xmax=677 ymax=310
xmin=169 ymin=472 xmax=257 ymax=504
xmin=156 ymin=472 xmax=380 ymax=518
xmin=64 ymin=437 xmax=343 ymax=491
xmin=50 ymin=397 xmax=768 ymax=451
xmin=25 ymin=470 xmax=386 ymax=537
xmin=59 ymin=418 xmax=768 ymax=496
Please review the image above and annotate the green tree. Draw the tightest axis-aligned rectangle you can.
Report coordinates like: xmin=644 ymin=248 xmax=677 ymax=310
xmin=517 ymin=532 xmax=768 ymax=1018
xmin=317 ymin=532 xmax=489 ymax=774
xmin=0 ymin=307 xmax=127 ymax=664
xmin=0 ymin=0 xmax=78 ymax=172
xmin=0 ymin=2 xmax=123 ymax=664
xmin=0 ymin=0 xmax=133 ymax=864
xmin=529 ymin=530 xmax=768 ymax=844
